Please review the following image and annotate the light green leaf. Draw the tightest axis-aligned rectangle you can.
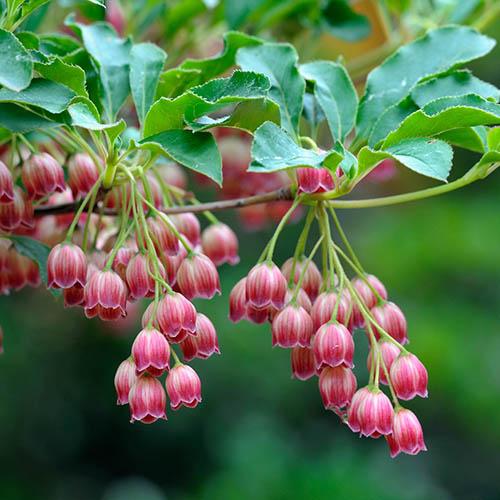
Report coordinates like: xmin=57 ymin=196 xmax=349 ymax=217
xmin=144 ymin=70 xmax=272 ymax=136
xmin=0 ymin=103 xmax=62 ymax=132
xmin=21 ymin=0 xmax=50 ymax=18
xmin=300 ymin=61 xmax=357 ymax=141
xmin=436 ymin=127 xmax=487 ymax=153
xmin=359 ymin=138 xmax=453 ymax=181
xmin=16 ymin=31 xmax=40 ymax=50
xmin=0 ymin=29 xmax=33 ymax=91
xmin=35 ymin=57 xmax=87 ymax=97
xmin=66 ymin=17 xmax=132 ymax=120
xmin=356 ymin=26 xmax=496 ymax=140
xmin=249 ymin=121 xmax=342 ymax=173
xmin=237 ymin=43 xmax=305 ymax=138
xmin=67 ymin=98 xmax=124 ymax=132
xmin=381 ymin=94 xmax=500 ymax=148
xmin=138 ymin=130 xmax=222 ymax=185
xmin=9 ymin=235 xmax=51 ymax=288
xmin=130 ymin=43 xmax=167 ymax=127
xmin=38 ymin=33 xmax=81 ymax=57
xmin=488 ymin=127 xmax=500 ymax=151
xmin=159 ymin=31 xmax=262 ymax=97
xmin=411 ymin=70 xmax=499 ymax=107
xmin=0 ymin=79 xmax=75 ymax=114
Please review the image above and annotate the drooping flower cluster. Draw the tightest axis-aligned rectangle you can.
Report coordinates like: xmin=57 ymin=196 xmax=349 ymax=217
xmin=230 ymin=192 xmax=427 ymax=457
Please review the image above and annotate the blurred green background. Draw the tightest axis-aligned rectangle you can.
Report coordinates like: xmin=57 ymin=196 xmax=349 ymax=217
xmin=1 ymin=12 xmax=500 ymax=500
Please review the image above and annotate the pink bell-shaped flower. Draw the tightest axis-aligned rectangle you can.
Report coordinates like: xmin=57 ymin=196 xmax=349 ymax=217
xmin=132 ymin=328 xmax=171 ymax=377
xmin=129 ymin=374 xmax=167 ymax=424
xmin=313 ymin=322 xmax=354 ymax=370
xmin=165 ymin=364 xmax=202 ymax=410
xmin=319 ymin=366 xmax=357 ymax=409
xmin=201 ymin=223 xmax=239 ymax=266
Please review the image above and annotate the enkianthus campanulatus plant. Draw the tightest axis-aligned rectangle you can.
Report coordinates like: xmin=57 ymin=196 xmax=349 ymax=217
xmin=0 ymin=1 xmax=499 ymax=459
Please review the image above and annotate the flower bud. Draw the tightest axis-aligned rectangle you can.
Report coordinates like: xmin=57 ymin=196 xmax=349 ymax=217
xmin=272 ymin=303 xmax=313 ymax=348
xmin=166 ymin=364 xmax=202 ymax=410
xmin=348 ymin=387 xmax=394 ymax=437
xmin=114 ymin=358 xmax=137 ymax=405
xmin=281 ymin=257 xmax=322 ymax=301
xmin=311 ymin=291 xmax=350 ymax=330
xmin=84 ymin=270 xmax=127 ymax=321
xmin=370 ymin=301 xmax=408 ymax=344
xmin=201 ymin=223 xmax=239 ymax=266
xmin=246 ymin=262 xmax=287 ymax=310
xmin=390 ymin=353 xmax=428 ymax=400
xmin=126 ymin=253 xmax=166 ymax=300
xmin=129 ymin=374 xmax=167 ymax=423
xmin=313 ymin=322 xmax=354 ymax=370
xmin=112 ymin=246 xmax=135 ymax=281
xmin=367 ymin=341 xmax=400 ymax=385
xmin=170 ymin=213 xmax=200 ymax=247
xmin=386 ymin=408 xmax=427 ymax=457
xmin=132 ymin=328 xmax=171 ymax=376
xmin=153 ymin=292 xmax=196 ymax=338
xmin=291 ymin=347 xmax=316 ymax=380
xmin=350 ymin=274 xmax=388 ymax=328
xmin=0 ymin=160 xmax=14 ymax=202
xmin=180 ymin=313 xmax=220 ymax=361
xmin=67 ymin=153 xmax=99 ymax=198
xmin=229 ymin=277 xmax=247 ymax=322
xmin=176 ymin=252 xmax=221 ymax=300
xmin=319 ymin=366 xmax=357 ymax=409
xmin=22 ymin=153 xmax=65 ymax=200
xmin=47 ymin=243 xmax=87 ymax=289
xmin=147 ymin=217 xmax=179 ymax=256
xmin=296 ymin=167 xmax=334 ymax=194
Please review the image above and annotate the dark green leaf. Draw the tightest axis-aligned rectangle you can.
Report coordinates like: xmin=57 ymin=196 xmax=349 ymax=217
xmin=320 ymin=0 xmax=371 ymax=42
xmin=249 ymin=121 xmax=342 ymax=173
xmin=129 ymin=43 xmax=167 ymax=127
xmin=237 ymin=43 xmax=305 ymax=138
xmin=300 ymin=61 xmax=357 ymax=141
xmin=138 ymin=130 xmax=222 ymax=185
xmin=382 ymin=94 xmax=500 ymax=147
xmin=9 ymin=235 xmax=51 ymax=288
xmin=357 ymin=26 xmax=496 ymax=140
xmin=0 ymin=103 xmax=62 ymax=132
xmin=16 ymin=31 xmax=40 ymax=50
xmin=0 ymin=29 xmax=33 ymax=91
xmin=35 ymin=57 xmax=88 ymax=97
xmin=411 ymin=71 xmax=499 ymax=107
xmin=38 ymin=33 xmax=81 ymax=57
xmin=66 ymin=17 xmax=132 ymax=120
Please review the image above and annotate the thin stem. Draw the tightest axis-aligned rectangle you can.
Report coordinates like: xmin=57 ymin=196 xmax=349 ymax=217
xmin=288 ymin=208 xmax=316 ymax=287
xmin=266 ymin=197 xmax=301 ymax=262
xmin=291 ymin=236 xmax=324 ymax=303
xmin=328 ymin=207 xmax=363 ymax=272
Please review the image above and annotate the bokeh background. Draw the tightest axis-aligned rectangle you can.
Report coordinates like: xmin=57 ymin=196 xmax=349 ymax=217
xmin=1 ymin=3 xmax=499 ymax=500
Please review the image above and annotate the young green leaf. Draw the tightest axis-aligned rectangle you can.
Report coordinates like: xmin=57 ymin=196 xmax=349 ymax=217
xmin=67 ymin=98 xmax=124 ymax=133
xmin=35 ymin=57 xmax=88 ymax=97
xmin=138 ymin=130 xmax=222 ymax=185
xmin=144 ymin=70 xmax=272 ymax=136
xmin=0 ymin=79 xmax=75 ymax=114
xmin=0 ymin=103 xmax=62 ymax=132
xmin=129 ymin=43 xmax=167 ymax=127
xmin=356 ymin=26 xmax=496 ymax=141
xmin=237 ymin=43 xmax=305 ymax=139
xmin=66 ymin=17 xmax=132 ymax=120
xmin=358 ymin=138 xmax=453 ymax=182
xmin=487 ymin=127 xmax=500 ymax=151
xmin=411 ymin=70 xmax=499 ymax=108
xmin=300 ymin=61 xmax=357 ymax=141
xmin=381 ymin=94 xmax=500 ymax=148
xmin=20 ymin=0 xmax=50 ymax=18
xmin=249 ymin=121 xmax=342 ymax=173
xmin=0 ymin=29 xmax=33 ymax=92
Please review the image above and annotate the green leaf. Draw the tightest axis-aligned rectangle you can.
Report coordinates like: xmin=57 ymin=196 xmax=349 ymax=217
xmin=300 ymin=61 xmax=357 ymax=141
xmin=139 ymin=130 xmax=222 ymax=185
xmin=358 ymin=138 xmax=453 ymax=182
xmin=436 ymin=126 xmax=487 ymax=153
xmin=356 ymin=26 xmax=496 ymax=140
xmin=144 ymin=70 xmax=272 ymax=136
xmin=320 ymin=0 xmax=371 ymax=42
xmin=35 ymin=57 xmax=88 ymax=97
xmin=0 ymin=103 xmax=62 ymax=132
xmin=249 ymin=121 xmax=342 ymax=173
xmin=0 ymin=29 xmax=33 ymax=91
xmin=129 ymin=43 xmax=167 ymax=127
xmin=21 ymin=0 xmax=50 ymax=18
xmin=488 ymin=127 xmax=500 ymax=151
xmin=237 ymin=43 xmax=305 ymax=138
xmin=411 ymin=71 xmax=499 ymax=107
xmin=0 ymin=79 xmax=75 ymax=114
xmin=381 ymin=94 xmax=500 ymax=148
xmin=16 ymin=31 xmax=40 ymax=50
xmin=67 ymin=98 xmax=124 ymax=132
xmin=38 ymin=33 xmax=81 ymax=57
xmin=159 ymin=31 xmax=262 ymax=97
xmin=66 ymin=17 xmax=132 ymax=120
xmin=9 ymin=235 xmax=51 ymax=288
